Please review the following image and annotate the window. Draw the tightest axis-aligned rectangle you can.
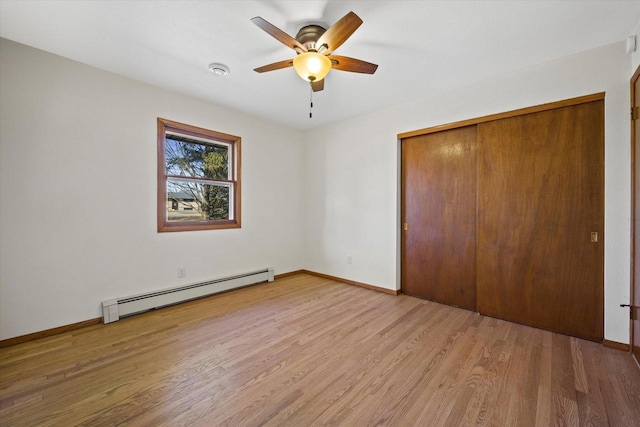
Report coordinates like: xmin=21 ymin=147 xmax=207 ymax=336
xmin=157 ymin=118 xmax=241 ymax=232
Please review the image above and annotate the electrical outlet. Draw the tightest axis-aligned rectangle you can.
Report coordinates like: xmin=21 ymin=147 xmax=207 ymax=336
xmin=178 ymin=267 xmax=186 ymax=278
xmin=347 ymin=255 xmax=352 ymax=265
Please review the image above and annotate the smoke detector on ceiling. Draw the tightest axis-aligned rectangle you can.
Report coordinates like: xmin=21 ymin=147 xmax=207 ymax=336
xmin=208 ymin=63 xmax=230 ymax=76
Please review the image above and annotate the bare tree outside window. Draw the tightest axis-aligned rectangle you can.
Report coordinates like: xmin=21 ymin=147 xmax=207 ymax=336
xmin=165 ymin=137 xmax=230 ymax=220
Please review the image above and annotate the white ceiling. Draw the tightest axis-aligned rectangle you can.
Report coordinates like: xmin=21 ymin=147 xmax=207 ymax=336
xmin=1 ymin=1 xmax=639 ymax=131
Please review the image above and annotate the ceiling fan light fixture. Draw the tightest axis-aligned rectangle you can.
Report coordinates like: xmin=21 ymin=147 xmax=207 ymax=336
xmin=293 ymin=52 xmax=331 ymax=82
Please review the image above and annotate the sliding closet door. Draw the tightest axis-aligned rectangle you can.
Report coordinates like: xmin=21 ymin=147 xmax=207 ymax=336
xmin=401 ymin=126 xmax=477 ymax=310
xmin=477 ymin=101 xmax=604 ymax=341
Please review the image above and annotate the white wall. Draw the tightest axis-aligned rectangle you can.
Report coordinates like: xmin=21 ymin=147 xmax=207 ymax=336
xmin=0 ymin=38 xmax=305 ymax=340
xmin=1 ymin=37 xmax=635 ymax=345
xmin=303 ymin=41 xmax=633 ymax=344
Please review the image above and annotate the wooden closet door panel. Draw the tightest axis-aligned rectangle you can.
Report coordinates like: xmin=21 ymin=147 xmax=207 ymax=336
xmin=477 ymin=101 xmax=604 ymax=341
xmin=401 ymin=126 xmax=477 ymax=310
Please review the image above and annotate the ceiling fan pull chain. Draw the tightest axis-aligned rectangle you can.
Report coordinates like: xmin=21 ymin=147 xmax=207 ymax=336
xmin=309 ymin=86 xmax=313 ymax=118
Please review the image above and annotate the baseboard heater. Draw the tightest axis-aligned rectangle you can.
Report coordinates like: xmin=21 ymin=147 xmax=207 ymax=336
xmin=101 ymin=267 xmax=274 ymax=324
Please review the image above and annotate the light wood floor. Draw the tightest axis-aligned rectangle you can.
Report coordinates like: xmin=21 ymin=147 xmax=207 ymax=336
xmin=1 ymin=273 xmax=639 ymax=426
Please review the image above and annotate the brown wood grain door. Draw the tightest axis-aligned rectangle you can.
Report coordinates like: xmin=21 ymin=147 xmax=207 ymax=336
xmin=477 ymin=101 xmax=604 ymax=342
xmin=401 ymin=126 xmax=477 ymax=310
xmin=632 ymin=65 xmax=640 ymax=362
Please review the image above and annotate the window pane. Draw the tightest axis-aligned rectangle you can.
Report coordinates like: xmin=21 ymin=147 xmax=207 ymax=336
xmin=165 ymin=136 xmax=229 ymax=180
xmin=167 ymin=179 xmax=231 ymax=221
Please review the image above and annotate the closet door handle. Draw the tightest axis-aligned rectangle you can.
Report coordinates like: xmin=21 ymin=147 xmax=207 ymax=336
xmin=620 ymin=304 xmax=640 ymax=320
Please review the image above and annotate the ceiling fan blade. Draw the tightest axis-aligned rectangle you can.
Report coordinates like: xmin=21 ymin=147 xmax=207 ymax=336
xmin=328 ymin=55 xmax=378 ymax=74
xmin=311 ymin=79 xmax=324 ymax=92
xmin=251 ymin=17 xmax=307 ymax=53
xmin=254 ymin=59 xmax=294 ymax=73
xmin=316 ymin=11 xmax=363 ymax=55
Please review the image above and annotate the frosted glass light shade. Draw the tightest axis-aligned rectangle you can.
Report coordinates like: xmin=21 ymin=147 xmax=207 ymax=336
xmin=293 ymin=52 xmax=331 ymax=82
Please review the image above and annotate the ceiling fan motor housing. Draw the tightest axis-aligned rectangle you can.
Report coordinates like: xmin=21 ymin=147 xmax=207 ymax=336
xmin=295 ymin=25 xmax=327 ymax=51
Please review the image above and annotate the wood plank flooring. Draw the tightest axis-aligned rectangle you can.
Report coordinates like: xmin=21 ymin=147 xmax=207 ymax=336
xmin=1 ymin=273 xmax=639 ymax=426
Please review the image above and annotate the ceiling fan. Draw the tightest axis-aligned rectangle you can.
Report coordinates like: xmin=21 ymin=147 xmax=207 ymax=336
xmin=251 ymin=11 xmax=378 ymax=92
